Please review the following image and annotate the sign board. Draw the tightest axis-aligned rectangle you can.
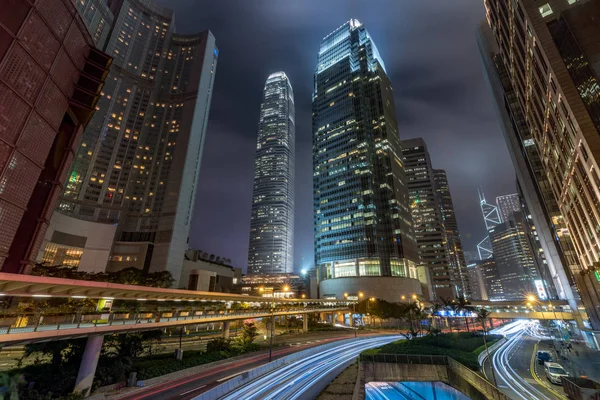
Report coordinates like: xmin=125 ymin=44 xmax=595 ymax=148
xmin=534 ymin=280 xmax=548 ymax=300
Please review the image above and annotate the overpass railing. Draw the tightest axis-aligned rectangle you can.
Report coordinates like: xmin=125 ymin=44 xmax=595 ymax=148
xmin=0 ymin=307 xmax=348 ymax=337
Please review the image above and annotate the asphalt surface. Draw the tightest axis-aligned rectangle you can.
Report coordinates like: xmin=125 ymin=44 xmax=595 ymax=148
xmin=217 ymin=335 xmax=401 ymax=400
xmin=482 ymin=321 xmax=566 ymax=400
xmin=113 ymin=331 xmax=370 ymax=400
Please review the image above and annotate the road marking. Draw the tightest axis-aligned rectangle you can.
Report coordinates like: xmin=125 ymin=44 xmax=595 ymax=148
xmin=530 ymin=341 xmax=566 ymax=399
xmin=179 ymin=385 xmax=206 ymax=396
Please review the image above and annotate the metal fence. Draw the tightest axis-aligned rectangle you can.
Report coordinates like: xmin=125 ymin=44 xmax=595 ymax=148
xmin=360 ymin=353 xmax=449 ymax=365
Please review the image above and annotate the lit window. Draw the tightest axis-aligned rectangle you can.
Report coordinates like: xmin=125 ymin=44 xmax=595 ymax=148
xmin=539 ymin=4 xmax=553 ymax=17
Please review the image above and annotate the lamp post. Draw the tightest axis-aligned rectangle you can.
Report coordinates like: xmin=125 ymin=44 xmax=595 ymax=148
xmin=268 ymin=298 xmax=275 ymax=362
xmin=344 ymin=292 xmax=358 ymax=338
xmin=528 ymin=294 xmax=563 ymax=339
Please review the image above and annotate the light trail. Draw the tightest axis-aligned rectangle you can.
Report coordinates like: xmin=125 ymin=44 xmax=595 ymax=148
xmin=217 ymin=335 xmax=400 ymax=400
xmin=491 ymin=320 xmax=552 ymax=400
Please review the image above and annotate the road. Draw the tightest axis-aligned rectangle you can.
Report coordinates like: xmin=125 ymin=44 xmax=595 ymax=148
xmin=215 ymin=335 xmax=400 ymax=400
xmin=113 ymin=331 xmax=375 ymax=400
xmin=483 ymin=320 xmax=566 ymax=400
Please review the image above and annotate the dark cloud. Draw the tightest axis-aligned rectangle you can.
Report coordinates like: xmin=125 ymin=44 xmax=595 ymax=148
xmin=159 ymin=0 xmax=517 ymax=269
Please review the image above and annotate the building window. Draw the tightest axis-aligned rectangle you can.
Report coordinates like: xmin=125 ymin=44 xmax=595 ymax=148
xmin=539 ymin=4 xmax=553 ymax=17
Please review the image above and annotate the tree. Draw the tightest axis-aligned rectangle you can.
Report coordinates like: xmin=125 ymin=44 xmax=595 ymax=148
xmin=453 ymin=296 xmax=473 ymax=332
xmin=23 ymin=339 xmax=86 ymax=368
xmin=236 ymin=321 xmax=259 ymax=350
xmin=477 ymin=308 xmax=497 ymax=386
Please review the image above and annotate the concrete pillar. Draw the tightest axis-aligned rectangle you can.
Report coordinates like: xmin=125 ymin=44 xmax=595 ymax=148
xmin=337 ymin=313 xmax=345 ymax=324
xmin=222 ymin=321 xmax=230 ymax=339
xmin=302 ymin=314 xmax=308 ymax=333
xmin=73 ymin=335 xmax=104 ymax=397
xmin=489 ymin=318 xmax=495 ymax=329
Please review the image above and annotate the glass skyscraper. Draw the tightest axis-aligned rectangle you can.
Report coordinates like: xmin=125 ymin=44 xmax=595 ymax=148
xmin=247 ymin=72 xmax=295 ymax=274
xmin=313 ymin=20 xmax=419 ymax=301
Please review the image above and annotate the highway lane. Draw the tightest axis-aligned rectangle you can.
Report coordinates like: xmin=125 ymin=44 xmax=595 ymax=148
xmin=217 ymin=335 xmax=401 ymax=400
xmin=485 ymin=320 xmax=565 ymax=400
xmin=114 ymin=332 xmax=371 ymax=400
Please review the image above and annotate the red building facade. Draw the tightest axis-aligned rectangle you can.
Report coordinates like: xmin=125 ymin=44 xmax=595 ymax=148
xmin=0 ymin=0 xmax=111 ymax=273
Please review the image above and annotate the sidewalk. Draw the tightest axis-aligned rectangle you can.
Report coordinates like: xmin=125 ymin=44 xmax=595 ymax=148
xmin=566 ymin=341 xmax=600 ymax=381
xmin=553 ymin=340 xmax=600 ymax=382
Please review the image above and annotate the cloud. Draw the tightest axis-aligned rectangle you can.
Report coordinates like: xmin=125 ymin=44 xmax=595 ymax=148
xmin=159 ymin=0 xmax=516 ymax=268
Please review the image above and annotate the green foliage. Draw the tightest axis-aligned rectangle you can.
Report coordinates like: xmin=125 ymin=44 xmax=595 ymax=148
xmin=235 ymin=322 xmax=259 ymax=350
xmin=367 ymin=332 xmax=503 ymax=371
xmin=31 ymin=265 xmax=174 ymax=288
xmin=206 ymin=337 xmax=231 ymax=353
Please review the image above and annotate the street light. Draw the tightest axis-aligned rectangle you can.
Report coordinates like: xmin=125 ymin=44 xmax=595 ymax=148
xmin=401 ymin=295 xmax=406 ymax=300
xmin=343 ymin=292 xmax=357 ymax=338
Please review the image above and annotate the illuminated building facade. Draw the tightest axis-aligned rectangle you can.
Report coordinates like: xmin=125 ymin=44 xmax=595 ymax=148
xmin=466 ymin=262 xmax=487 ymax=300
xmin=496 ymin=193 xmax=520 ymax=223
xmin=477 ymin=189 xmax=501 ymax=260
xmin=481 ymin=0 xmax=600 ymax=328
xmin=489 ymin=211 xmax=541 ymax=299
xmin=476 ymin=258 xmax=505 ymax=301
xmin=433 ymin=168 xmax=471 ymax=298
xmin=247 ymin=72 xmax=295 ymax=275
xmin=313 ymin=20 xmax=420 ymax=301
xmin=402 ymin=139 xmax=455 ymax=299
xmin=39 ymin=0 xmax=218 ymax=285
xmin=0 ymin=0 xmax=111 ymax=273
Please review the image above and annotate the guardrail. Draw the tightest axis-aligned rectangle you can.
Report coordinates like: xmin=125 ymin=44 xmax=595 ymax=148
xmin=0 ymin=307 xmax=349 ymax=345
xmin=478 ymin=338 xmax=506 ymax=365
xmin=195 ymin=336 xmax=390 ymax=400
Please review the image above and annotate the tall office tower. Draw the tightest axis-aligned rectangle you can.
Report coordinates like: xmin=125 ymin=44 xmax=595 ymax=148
xmin=466 ymin=262 xmax=487 ymax=300
xmin=39 ymin=0 xmax=218 ymax=285
xmin=475 ymin=258 xmax=505 ymax=301
xmin=478 ymin=25 xmax=577 ymax=305
xmin=433 ymin=168 xmax=471 ymax=298
xmin=401 ymin=138 xmax=454 ymax=300
xmin=247 ymin=72 xmax=295 ymax=274
xmin=313 ymin=19 xmax=420 ymax=302
xmin=477 ymin=189 xmax=501 ymax=260
xmin=489 ymin=210 xmax=541 ymax=299
xmin=0 ymin=0 xmax=111 ymax=273
xmin=480 ymin=0 xmax=600 ymax=330
xmin=496 ymin=193 xmax=520 ymax=223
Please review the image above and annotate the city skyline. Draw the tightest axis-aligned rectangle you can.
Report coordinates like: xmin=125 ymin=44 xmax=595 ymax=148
xmin=162 ymin=0 xmax=518 ymax=270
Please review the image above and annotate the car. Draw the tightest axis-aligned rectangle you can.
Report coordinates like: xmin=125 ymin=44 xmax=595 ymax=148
xmin=544 ymin=362 xmax=569 ymax=385
xmin=537 ymin=350 xmax=552 ymax=365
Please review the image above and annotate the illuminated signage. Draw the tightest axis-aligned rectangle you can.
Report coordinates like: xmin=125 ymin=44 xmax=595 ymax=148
xmin=534 ymin=280 xmax=548 ymax=300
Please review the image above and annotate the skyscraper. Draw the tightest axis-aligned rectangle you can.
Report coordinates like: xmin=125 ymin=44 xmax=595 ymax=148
xmin=247 ymin=72 xmax=295 ymax=274
xmin=477 ymin=189 xmax=501 ymax=260
xmin=402 ymin=139 xmax=455 ymax=300
xmin=433 ymin=169 xmax=471 ymax=298
xmin=313 ymin=19 xmax=420 ymax=302
xmin=489 ymin=211 xmax=541 ymax=299
xmin=38 ymin=0 xmax=218 ymax=285
xmin=496 ymin=193 xmax=521 ymax=223
xmin=478 ymin=25 xmax=576 ymax=304
xmin=476 ymin=258 xmax=505 ymax=301
xmin=0 ymin=0 xmax=111 ymax=273
xmin=480 ymin=0 xmax=600 ymax=330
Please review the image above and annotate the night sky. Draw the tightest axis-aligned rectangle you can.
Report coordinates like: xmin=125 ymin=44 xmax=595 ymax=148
xmin=159 ymin=0 xmax=517 ymax=270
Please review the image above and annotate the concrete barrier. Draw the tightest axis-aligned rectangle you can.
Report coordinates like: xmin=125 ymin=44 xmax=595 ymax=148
xmin=477 ymin=338 xmax=506 ymax=365
xmin=194 ymin=336 xmax=393 ymax=400
xmin=357 ymin=354 xmax=510 ymax=400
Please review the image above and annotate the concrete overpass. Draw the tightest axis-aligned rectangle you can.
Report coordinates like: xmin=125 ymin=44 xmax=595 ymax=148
xmin=429 ymin=299 xmax=580 ymax=321
xmin=0 ymin=273 xmax=352 ymax=396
